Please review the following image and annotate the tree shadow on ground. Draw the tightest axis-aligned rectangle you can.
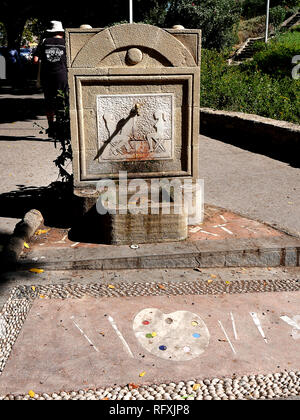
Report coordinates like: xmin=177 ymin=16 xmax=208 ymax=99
xmin=0 ymin=233 xmax=11 ymax=247
xmin=0 ymin=182 xmax=78 ymax=228
xmin=0 ymin=135 xmax=53 ymax=142
xmin=0 ymin=182 xmax=112 ymax=244
xmin=0 ymin=96 xmax=46 ymax=124
xmin=200 ymin=124 xmax=300 ymax=169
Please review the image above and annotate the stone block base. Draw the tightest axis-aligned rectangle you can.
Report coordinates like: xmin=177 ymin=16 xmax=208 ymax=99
xmin=70 ymin=190 xmax=188 ymax=244
xmin=108 ymin=208 xmax=188 ymax=245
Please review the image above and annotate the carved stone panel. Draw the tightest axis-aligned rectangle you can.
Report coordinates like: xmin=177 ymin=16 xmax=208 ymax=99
xmin=96 ymin=93 xmax=174 ymax=162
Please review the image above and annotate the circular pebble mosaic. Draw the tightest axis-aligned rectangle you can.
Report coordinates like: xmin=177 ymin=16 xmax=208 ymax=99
xmin=133 ymin=308 xmax=210 ymax=361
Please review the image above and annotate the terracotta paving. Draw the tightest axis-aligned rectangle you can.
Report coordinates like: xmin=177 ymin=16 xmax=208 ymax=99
xmin=24 ymin=209 xmax=284 ymax=253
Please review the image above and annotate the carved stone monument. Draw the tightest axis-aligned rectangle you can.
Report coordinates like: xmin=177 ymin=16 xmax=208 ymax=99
xmin=66 ymin=23 xmax=201 ymax=244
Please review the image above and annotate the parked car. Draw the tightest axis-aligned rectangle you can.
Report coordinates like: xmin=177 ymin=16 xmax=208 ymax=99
xmin=20 ymin=47 xmax=32 ymax=62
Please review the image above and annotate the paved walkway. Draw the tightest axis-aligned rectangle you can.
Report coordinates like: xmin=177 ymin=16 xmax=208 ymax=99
xmin=198 ymin=136 xmax=300 ymax=237
xmin=0 ymin=90 xmax=59 ymax=245
xmin=0 ymin=91 xmax=299 ymax=240
xmin=0 ymin=89 xmax=299 ymax=400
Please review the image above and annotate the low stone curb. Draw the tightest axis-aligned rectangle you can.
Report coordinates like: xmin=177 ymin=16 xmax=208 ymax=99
xmin=0 ymin=210 xmax=44 ymax=270
xmin=17 ymin=236 xmax=300 ymax=271
xmin=200 ymin=108 xmax=300 ymax=161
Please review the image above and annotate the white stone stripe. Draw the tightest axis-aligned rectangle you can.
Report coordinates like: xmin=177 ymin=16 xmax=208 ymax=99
xmin=218 ymin=320 xmax=236 ymax=355
xmin=55 ymin=233 xmax=68 ymax=244
xmin=280 ymin=315 xmax=300 ymax=329
xmin=107 ymin=315 xmax=134 ymax=358
xmin=220 ymin=226 xmax=233 ymax=235
xmin=250 ymin=312 xmax=268 ymax=343
xmin=200 ymin=230 xmax=219 ymax=236
xmin=230 ymin=312 xmax=238 ymax=340
xmin=70 ymin=316 xmax=99 ymax=353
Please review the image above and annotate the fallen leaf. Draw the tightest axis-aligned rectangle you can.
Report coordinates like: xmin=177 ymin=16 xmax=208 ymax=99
xmin=210 ymin=274 xmax=217 ymax=278
xmin=207 ymin=279 xmax=213 ymax=284
xmin=158 ymin=284 xmax=166 ymax=290
xmin=31 ymin=286 xmax=36 ymax=292
xmin=29 ymin=268 xmax=44 ymax=274
xmin=28 ymin=390 xmax=35 ymax=398
xmin=193 ymin=383 xmax=200 ymax=391
xmin=35 ymin=229 xmax=50 ymax=235
xmin=39 ymin=295 xmax=45 ymax=299
xmin=102 ymin=397 xmax=109 ymax=400
xmin=139 ymin=371 xmax=146 ymax=377
xmin=24 ymin=242 xmax=30 ymax=249
xmin=108 ymin=284 xmax=115 ymax=289
xmin=225 ymin=281 xmax=231 ymax=285
xmin=129 ymin=383 xmax=139 ymax=389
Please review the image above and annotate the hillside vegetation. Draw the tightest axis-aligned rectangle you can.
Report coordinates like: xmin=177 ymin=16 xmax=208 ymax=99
xmin=201 ymin=27 xmax=300 ymax=124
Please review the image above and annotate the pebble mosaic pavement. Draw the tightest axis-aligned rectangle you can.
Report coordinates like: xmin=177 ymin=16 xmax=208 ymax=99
xmin=1 ymin=278 xmax=300 ymax=400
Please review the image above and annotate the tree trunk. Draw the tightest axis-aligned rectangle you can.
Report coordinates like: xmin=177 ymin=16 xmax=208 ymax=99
xmin=4 ymin=17 xmax=27 ymax=49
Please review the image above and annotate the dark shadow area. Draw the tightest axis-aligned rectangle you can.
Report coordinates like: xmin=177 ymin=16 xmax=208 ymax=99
xmin=68 ymin=206 xmax=112 ymax=245
xmin=0 ymin=95 xmax=46 ymax=124
xmin=0 ymin=182 xmax=77 ymax=229
xmin=0 ymin=182 xmax=112 ymax=244
xmin=200 ymin=114 xmax=300 ymax=169
xmin=0 ymin=233 xmax=11 ymax=247
xmin=0 ymin=135 xmax=53 ymax=142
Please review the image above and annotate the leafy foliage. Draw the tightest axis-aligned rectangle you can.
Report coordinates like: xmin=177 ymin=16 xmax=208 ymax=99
xmin=270 ymin=6 xmax=289 ymax=29
xmin=21 ymin=18 xmax=46 ymax=46
xmin=241 ymin=0 xmax=300 ymax=19
xmin=246 ymin=26 xmax=300 ymax=77
xmin=165 ymin=0 xmax=241 ymax=50
xmin=201 ymin=39 xmax=300 ymax=124
xmin=52 ymin=91 xmax=73 ymax=182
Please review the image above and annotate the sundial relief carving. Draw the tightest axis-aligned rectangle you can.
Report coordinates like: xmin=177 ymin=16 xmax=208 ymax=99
xmin=96 ymin=94 xmax=174 ymax=162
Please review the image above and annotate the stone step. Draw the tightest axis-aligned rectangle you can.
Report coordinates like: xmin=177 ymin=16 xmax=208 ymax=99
xmin=16 ymin=236 xmax=300 ymax=271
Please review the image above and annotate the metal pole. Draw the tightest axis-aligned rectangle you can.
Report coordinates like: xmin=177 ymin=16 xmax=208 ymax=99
xmin=265 ymin=0 xmax=270 ymax=43
xmin=129 ymin=0 xmax=133 ymax=24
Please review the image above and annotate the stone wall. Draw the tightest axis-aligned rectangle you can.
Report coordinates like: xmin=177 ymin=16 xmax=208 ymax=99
xmin=200 ymin=108 xmax=300 ymax=165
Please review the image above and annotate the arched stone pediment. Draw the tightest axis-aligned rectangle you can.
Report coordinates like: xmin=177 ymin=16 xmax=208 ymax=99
xmin=71 ymin=23 xmax=197 ymax=68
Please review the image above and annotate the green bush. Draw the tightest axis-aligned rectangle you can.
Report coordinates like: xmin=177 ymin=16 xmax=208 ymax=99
xmin=269 ymin=6 xmax=289 ymax=28
xmin=165 ymin=0 xmax=241 ymax=50
xmin=201 ymin=49 xmax=300 ymax=124
xmin=247 ymin=28 xmax=300 ymax=77
xmin=242 ymin=0 xmax=300 ymax=19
